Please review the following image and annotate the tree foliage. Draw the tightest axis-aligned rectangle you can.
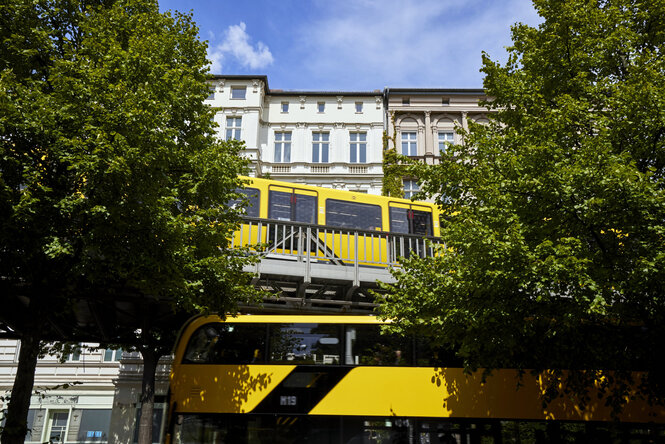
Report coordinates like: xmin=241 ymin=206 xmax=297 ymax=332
xmin=381 ymin=0 xmax=665 ymax=411
xmin=0 ymin=0 xmax=257 ymax=442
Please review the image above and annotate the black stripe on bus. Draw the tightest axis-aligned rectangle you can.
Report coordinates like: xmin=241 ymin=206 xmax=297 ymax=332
xmin=251 ymin=366 xmax=352 ymax=414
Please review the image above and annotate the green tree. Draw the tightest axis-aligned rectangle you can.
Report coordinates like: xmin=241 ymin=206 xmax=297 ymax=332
xmin=0 ymin=1 xmax=257 ymax=443
xmin=381 ymin=0 xmax=665 ymax=413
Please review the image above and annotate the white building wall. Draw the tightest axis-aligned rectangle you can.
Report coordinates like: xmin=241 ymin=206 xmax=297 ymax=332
xmin=205 ymin=76 xmax=385 ymax=194
xmin=0 ymin=339 xmax=121 ymax=444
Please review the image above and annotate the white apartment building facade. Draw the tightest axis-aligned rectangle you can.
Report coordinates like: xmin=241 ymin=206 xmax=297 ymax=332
xmin=0 ymin=341 xmax=122 ymax=444
xmin=206 ymin=75 xmax=385 ymax=194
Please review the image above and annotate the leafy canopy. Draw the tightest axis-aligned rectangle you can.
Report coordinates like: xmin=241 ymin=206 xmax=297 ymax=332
xmin=380 ymin=0 xmax=665 ymax=408
xmin=0 ymin=0 xmax=256 ymax=337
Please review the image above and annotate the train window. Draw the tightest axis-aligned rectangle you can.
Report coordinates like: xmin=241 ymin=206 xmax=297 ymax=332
xmin=269 ymin=323 xmax=341 ymax=365
xmin=228 ymin=187 xmax=260 ymax=217
xmin=294 ymin=194 xmax=317 ymax=224
xmin=389 ymin=207 xmax=433 ymax=235
xmin=389 ymin=207 xmax=409 ymax=234
xmin=182 ymin=323 xmax=267 ymax=364
xmin=268 ymin=191 xmax=292 ymax=221
xmin=411 ymin=209 xmax=433 ymax=236
xmin=344 ymin=325 xmax=412 ymax=366
xmin=268 ymin=191 xmax=318 ymax=224
xmin=325 ymin=199 xmax=382 ymax=231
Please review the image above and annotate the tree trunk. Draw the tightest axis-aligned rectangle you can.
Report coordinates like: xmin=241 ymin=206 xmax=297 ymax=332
xmin=1 ymin=328 xmax=41 ymax=444
xmin=137 ymin=346 xmax=158 ymax=444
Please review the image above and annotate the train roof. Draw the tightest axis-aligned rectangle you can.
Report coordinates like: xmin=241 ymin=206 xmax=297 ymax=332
xmin=240 ymin=176 xmax=437 ymax=209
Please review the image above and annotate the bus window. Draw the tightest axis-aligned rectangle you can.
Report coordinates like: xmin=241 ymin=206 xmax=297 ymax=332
xmin=228 ymin=187 xmax=260 ymax=217
xmin=415 ymin=337 xmax=463 ymax=367
xmin=268 ymin=190 xmax=317 ymax=223
xmin=344 ymin=325 xmax=412 ymax=366
xmin=269 ymin=323 xmax=341 ymax=365
xmin=325 ymin=199 xmax=382 ymax=231
xmin=182 ymin=323 xmax=267 ymax=364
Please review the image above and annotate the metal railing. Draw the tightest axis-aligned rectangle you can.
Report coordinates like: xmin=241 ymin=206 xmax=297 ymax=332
xmin=232 ymin=217 xmax=443 ymax=268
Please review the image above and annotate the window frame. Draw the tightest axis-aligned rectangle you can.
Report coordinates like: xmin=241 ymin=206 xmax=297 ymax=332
xmin=438 ymin=131 xmax=454 ymax=153
xmin=401 ymin=131 xmax=417 ymax=156
xmin=355 ymin=102 xmax=363 ymax=113
xmin=281 ymin=102 xmax=289 ymax=113
xmin=274 ymin=131 xmax=292 ymax=163
xmin=226 ymin=116 xmax=242 ymax=141
xmin=317 ymin=102 xmax=325 ymax=113
xmin=312 ymin=131 xmax=330 ymax=163
xmin=349 ymin=131 xmax=367 ymax=163
xmin=230 ymin=86 xmax=246 ymax=100
xmin=403 ymin=179 xmax=420 ymax=199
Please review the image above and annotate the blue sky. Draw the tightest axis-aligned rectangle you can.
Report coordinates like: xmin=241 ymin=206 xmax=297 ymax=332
xmin=158 ymin=0 xmax=542 ymax=91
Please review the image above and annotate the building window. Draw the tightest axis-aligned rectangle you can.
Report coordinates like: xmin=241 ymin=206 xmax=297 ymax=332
xmin=401 ymin=132 xmax=417 ymax=156
xmin=312 ymin=132 xmax=330 ymax=163
xmin=442 ymin=98 xmax=450 ymax=105
xmin=402 ymin=97 xmax=410 ymax=105
xmin=317 ymin=102 xmax=325 ymax=113
xmin=231 ymin=86 xmax=246 ymax=99
xmin=103 ymin=348 xmax=123 ymax=362
xmin=46 ymin=411 xmax=69 ymax=443
xmin=274 ymin=131 xmax=292 ymax=163
xmin=403 ymin=179 xmax=420 ymax=199
xmin=206 ymin=86 xmax=215 ymax=100
xmin=78 ymin=409 xmax=112 ymax=442
xmin=281 ymin=102 xmax=289 ymax=113
xmin=350 ymin=132 xmax=367 ymax=163
xmin=355 ymin=102 xmax=363 ymax=113
xmin=68 ymin=346 xmax=82 ymax=361
xmin=438 ymin=132 xmax=454 ymax=153
xmin=226 ymin=117 xmax=242 ymax=140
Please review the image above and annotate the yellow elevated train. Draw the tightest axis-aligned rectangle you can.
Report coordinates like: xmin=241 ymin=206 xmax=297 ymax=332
xmin=164 ymin=315 xmax=665 ymax=444
xmin=230 ymin=177 xmax=442 ymax=266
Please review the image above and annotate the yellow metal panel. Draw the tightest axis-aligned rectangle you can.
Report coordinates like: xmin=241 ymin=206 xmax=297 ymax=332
xmin=171 ymin=364 xmax=295 ymax=413
xmin=309 ymin=367 xmax=665 ymax=423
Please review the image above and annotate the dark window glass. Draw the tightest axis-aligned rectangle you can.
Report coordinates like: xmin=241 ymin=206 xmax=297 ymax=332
xmin=389 ymin=207 xmax=409 ymax=234
xmin=78 ymin=409 xmax=112 ymax=442
xmin=183 ymin=323 xmax=267 ymax=364
xmin=325 ymin=199 xmax=382 ymax=231
xmin=389 ymin=207 xmax=432 ymax=235
xmin=269 ymin=323 xmax=341 ymax=365
xmin=344 ymin=325 xmax=412 ymax=366
xmin=411 ymin=210 xmax=433 ymax=236
xmin=228 ymin=187 xmax=260 ymax=218
xmin=268 ymin=190 xmax=292 ymax=221
xmin=268 ymin=191 xmax=317 ymax=224
xmin=294 ymin=194 xmax=317 ymax=224
xmin=176 ymin=414 xmax=340 ymax=444
xmin=415 ymin=337 xmax=463 ymax=367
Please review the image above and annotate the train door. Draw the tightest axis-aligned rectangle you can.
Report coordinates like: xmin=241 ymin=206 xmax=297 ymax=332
xmin=268 ymin=185 xmax=318 ymax=254
xmin=388 ymin=202 xmax=434 ymax=260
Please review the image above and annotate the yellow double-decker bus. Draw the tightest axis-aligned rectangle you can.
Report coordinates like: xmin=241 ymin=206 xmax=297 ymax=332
xmin=164 ymin=315 xmax=665 ymax=443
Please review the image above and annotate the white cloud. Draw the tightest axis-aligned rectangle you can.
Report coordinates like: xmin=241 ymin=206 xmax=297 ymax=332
xmin=208 ymin=22 xmax=274 ymax=73
xmin=292 ymin=0 xmax=541 ymax=89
